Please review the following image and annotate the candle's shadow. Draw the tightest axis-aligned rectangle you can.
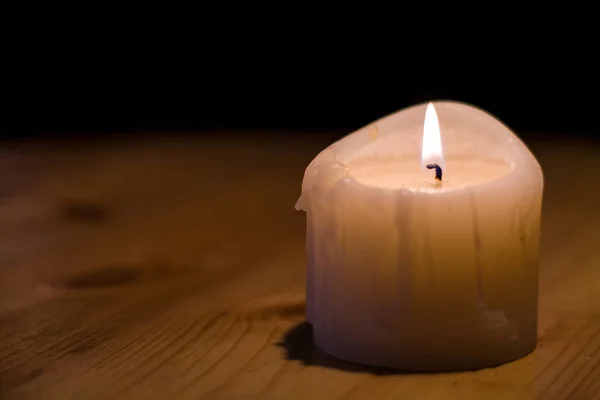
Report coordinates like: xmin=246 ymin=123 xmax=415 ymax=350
xmin=277 ymin=321 xmax=408 ymax=375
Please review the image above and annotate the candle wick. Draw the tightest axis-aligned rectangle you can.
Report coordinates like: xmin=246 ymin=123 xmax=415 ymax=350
xmin=426 ymin=163 xmax=443 ymax=181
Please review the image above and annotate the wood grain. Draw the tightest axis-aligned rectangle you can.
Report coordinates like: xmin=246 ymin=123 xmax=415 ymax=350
xmin=0 ymin=133 xmax=599 ymax=400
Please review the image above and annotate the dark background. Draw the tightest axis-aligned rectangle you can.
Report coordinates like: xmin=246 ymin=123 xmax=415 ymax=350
xmin=15 ymin=64 xmax=599 ymax=140
xmin=16 ymin=70 xmax=599 ymax=136
xmin=8 ymin=22 xmax=600 ymax=141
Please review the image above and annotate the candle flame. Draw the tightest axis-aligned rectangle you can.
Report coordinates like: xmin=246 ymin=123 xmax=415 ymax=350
xmin=421 ymin=102 xmax=445 ymax=171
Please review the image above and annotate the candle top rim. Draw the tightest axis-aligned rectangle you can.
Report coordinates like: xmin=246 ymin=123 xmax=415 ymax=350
xmin=295 ymin=101 xmax=543 ymax=209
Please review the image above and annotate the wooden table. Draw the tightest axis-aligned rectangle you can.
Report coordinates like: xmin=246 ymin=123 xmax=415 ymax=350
xmin=0 ymin=133 xmax=598 ymax=400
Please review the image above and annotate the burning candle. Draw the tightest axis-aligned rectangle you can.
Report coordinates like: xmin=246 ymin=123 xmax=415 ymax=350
xmin=295 ymin=101 xmax=543 ymax=371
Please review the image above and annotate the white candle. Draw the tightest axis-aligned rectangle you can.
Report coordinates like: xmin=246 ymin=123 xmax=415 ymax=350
xmin=295 ymin=101 xmax=543 ymax=371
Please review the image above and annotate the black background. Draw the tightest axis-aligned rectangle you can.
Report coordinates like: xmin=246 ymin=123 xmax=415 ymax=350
xmin=7 ymin=16 xmax=600 ymax=141
xmin=16 ymin=67 xmax=599 ymax=138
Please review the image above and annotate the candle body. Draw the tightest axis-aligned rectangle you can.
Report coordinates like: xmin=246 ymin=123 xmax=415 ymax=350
xmin=296 ymin=102 xmax=543 ymax=371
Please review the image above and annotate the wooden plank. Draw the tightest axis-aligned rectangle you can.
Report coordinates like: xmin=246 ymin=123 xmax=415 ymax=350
xmin=0 ymin=134 xmax=599 ymax=400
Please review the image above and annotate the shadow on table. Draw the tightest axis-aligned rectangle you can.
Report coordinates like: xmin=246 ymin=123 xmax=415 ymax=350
xmin=278 ymin=321 xmax=409 ymax=376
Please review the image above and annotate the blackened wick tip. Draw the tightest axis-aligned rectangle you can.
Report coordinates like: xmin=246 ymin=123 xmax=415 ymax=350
xmin=426 ymin=163 xmax=443 ymax=181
